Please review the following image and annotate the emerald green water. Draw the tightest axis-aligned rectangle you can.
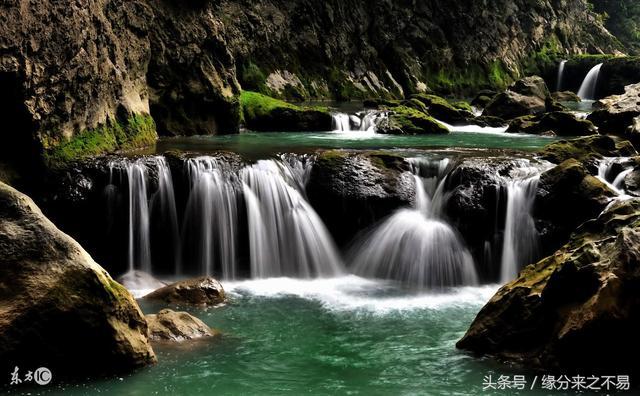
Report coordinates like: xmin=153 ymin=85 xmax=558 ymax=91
xmin=154 ymin=130 xmax=559 ymax=160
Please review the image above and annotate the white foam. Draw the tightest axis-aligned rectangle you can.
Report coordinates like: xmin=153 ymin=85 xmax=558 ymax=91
xmin=224 ymin=276 xmax=498 ymax=314
xmin=436 ymin=120 xmax=509 ymax=135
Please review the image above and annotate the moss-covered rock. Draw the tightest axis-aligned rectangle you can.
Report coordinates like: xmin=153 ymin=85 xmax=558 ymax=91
xmin=507 ymin=111 xmax=597 ymax=136
xmin=410 ymin=94 xmax=476 ymax=125
xmin=43 ymin=114 xmax=158 ymax=168
xmin=377 ymin=106 xmax=449 ymax=135
xmin=538 ymin=135 xmax=638 ymax=164
xmin=143 ymin=277 xmax=226 ymax=306
xmin=240 ymin=91 xmax=332 ymax=132
xmin=0 ymin=182 xmax=156 ymax=378
xmin=458 ymin=198 xmax=640 ymax=372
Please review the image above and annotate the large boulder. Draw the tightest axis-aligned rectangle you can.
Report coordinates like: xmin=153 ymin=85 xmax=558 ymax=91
xmin=410 ymin=94 xmax=475 ymax=125
xmin=507 ymin=112 xmax=597 ymax=136
xmin=588 ymin=83 xmax=640 ymax=143
xmin=0 ymin=182 xmax=156 ymax=377
xmin=241 ymin=91 xmax=332 ymax=132
xmin=143 ymin=277 xmax=226 ymax=306
xmin=377 ymin=106 xmax=449 ymax=135
xmin=509 ymin=76 xmax=551 ymax=100
xmin=538 ymin=135 xmax=637 ymax=165
xmin=535 ymin=159 xmax=615 ymax=256
xmin=307 ymin=150 xmax=415 ymax=246
xmin=458 ymin=199 xmax=640 ymax=373
xmin=146 ymin=309 xmax=218 ymax=342
xmin=483 ymin=76 xmax=557 ymax=120
xmin=551 ymin=91 xmax=581 ymax=102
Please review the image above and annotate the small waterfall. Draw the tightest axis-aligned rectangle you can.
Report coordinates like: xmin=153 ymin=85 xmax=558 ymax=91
xmin=351 ymin=157 xmax=478 ymax=289
xmin=331 ymin=110 xmax=386 ymax=133
xmin=241 ymin=160 xmax=344 ymax=278
xmin=556 ymin=60 xmax=567 ymax=92
xmin=499 ymin=173 xmax=541 ymax=283
xmin=597 ymin=158 xmax=634 ymax=196
xmin=151 ymin=157 xmax=182 ymax=274
xmin=183 ymin=157 xmax=239 ymax=279
xmin=577 ymin=63 xmax=603 ymax=100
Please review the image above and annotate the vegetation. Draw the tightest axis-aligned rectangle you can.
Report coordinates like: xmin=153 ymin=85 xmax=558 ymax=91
xmin=44 ymin=114 xmax=157 ymax=167
xmin=590 ymin=0 xmax=640 ymax=54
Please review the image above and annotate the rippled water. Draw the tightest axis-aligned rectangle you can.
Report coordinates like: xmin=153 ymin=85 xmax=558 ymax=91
xmin=30 ymin=278 xmax=620 ymax=396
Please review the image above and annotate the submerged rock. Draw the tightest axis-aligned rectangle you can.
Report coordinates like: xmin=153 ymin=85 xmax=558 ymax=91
xmin=307 ymin=150 xmax=415 ymax=246
xmin=146 ymin=309 xmax=218 ymax=342
xmin=507 ymin=112 xmax=596 ymax=136
xmin=458 ymin=199 xmax=640 ymax=372
xmin=588 ymin=83 xmax=640 ymax=143
xmin=0 ymin=182 xmax=156 ymax=377
xmin=143 ymin=277 xmax=226 ymax=306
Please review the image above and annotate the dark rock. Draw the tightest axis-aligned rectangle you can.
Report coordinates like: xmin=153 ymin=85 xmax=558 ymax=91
xmin=306 ymin=150 xmax=415 ymax=246
xmin=471 ymin=90 xmax=498 ymax=108
xmin=538 ymin=135 xmax=638 ymax=165
xmin=458 ymin=198 xmax=640 ymax=373
xmin=551 ymin=91 xmax=582 ymax=102
xmin=0 ymin=182 xmax=156 ymax=377
xmin=534 ymin=159 xmax=616 ymax=256
xmin=483 ymin=91 xmax=547 ymax=120
xmin=143 ymin=277 xmax=226 ymax=306
xmin=509 ymin=76 xmax=551 ymax=100
xmin=410 ymin=94 xmax=475 ymax=125
xmin=507 ymin=112 xmax=597 ymax=136
xmin=589 ymin=83 xmax=640 ymax=145
xmin=146 ymin=309 xmax=218 ymax=342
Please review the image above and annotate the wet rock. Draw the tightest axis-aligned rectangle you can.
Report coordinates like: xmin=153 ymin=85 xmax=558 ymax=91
xmin=307 ymin=150 xmax=415 ymax=246
xmin=551 ymin=91 xmax=582 ymax=102
xmin=458 ymin=198 xmax=640 ymax=372
xmin=588 ymin=83 xmax=640 ymax=143
xmin=241 ymin=92 xmax=332 ymax=132
xmin=538 ymin=135 xmax=637 ymax=165
xmin=507 ymin=112 xmax=596 ymax=136
xmin=377 ymin=106 xmax=449 ymax=135
xmin=143 ymin=277 xmax=226 ymax=306
xmin=483 ymin=91 xmax=547 ymax=120
xmin=535 ymin=159 xmax=616 ymax=256
xmin=0 ymin=182 xmax=156 ymax=377
xmin=146 ymin=309 xmax=218 ymax=342
xmin=509 ymin=76 xmax=551 ymax=100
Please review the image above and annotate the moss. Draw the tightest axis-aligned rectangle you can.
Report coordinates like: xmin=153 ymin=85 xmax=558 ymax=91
xmin=44 ymin=114 xmax=157 ymax=168
xmin=240 ymin=91 xmax=332 ymax=131
xmin=451 ymin=100 xmax=473 ymax=112
xmin=424 ymin=61 xmax=513 ymax=96
xmin=239 ymin=62 xmax=267 ymax=92
xmin=522 ymin=35 xmax=563 ymax=76
xmin=386 ymin=106 xmax=449 ymax=135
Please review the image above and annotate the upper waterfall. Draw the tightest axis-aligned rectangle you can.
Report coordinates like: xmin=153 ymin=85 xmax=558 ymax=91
xmin=577 ymin=63 xmax=603 ymax=100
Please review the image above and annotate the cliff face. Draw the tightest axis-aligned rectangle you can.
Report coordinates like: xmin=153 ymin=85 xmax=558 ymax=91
xmin=0 ymin=0 xmax=619 ymax=171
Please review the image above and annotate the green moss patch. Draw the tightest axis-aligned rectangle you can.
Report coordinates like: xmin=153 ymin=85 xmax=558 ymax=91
xmin=240 ymin=91 xmax=332 ymax=132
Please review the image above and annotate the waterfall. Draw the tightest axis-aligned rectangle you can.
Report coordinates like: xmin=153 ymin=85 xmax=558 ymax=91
xmin=351 ymin=157 xmax=478 ymax=289
xmin=577 ymin=63 xmax=603 ymax=100
xmin=119 ymin=160 xmax=152 ymax=274
xmin=597 ymin=158 xmax=634 ymax=196
xmin=331 ymin=110 xmax=386 ymax=133
xmin=499 ymin=175 xmax=540 ymax=283
xmin=183 ymin=157 xmax=239 ymax=279
xmin=241 ymin=160 xmax=344 ymax=278
xmin=151 ymin=157 xmax=182 ymax=274
xmin=556 ymin=60 xmax=567 ymax=92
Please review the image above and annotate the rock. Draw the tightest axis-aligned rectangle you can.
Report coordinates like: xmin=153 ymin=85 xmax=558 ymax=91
xmin=143 ymin=277 xmax=226 ymax=306
xmin=410 ymin=94 xmax=475 ymax=125
xmin=240 ymin=91 xmax=332 ymax=132
xmin=146 ymin=309 xmax=218 ymax=342
xmin=307 ymin=150 xmax=415 ymax=246
xmin=482 ymin=91 xmax=547 ymax=120
xmin=117 ymin=271 xmax=168 ymax=299
xmin=508 ymin=76 xmax=551 ymax=100
xmin=538 ymin=135 xmax=638 ymax=165
xmin=507 ymin=112 xmax=597 ymax=136
xmin=471 ymin=90 xmax=498 ymax=108
xmin=588 ymin=83 xmax=640 ymax=143
xmin=377 ymin=106 xmax=449 ymax=135
xmin=534 ymin=159 xmax=616 ymax=256
xmin=551 ymin=91 xmax=582 ymax=102
xmin=0 ymin=182 xmax=155 ymax=377
xmin=458 ymin=198 xmax=640 ymax=372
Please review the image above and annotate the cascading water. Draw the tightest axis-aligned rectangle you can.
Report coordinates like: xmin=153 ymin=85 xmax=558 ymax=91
xmin=151 ymin=157 xmax=182 ymax=274
xmin=241 ymin=159 xmax=344 ymax=278
xmin=577 ymin=63 xmax=603 ymax=100
xmin=351 ymin=157 xmax=478 ymax=289
xmin=556 ymin=60 xmax=567 ymax=92
xmin=183 ymin=157 xmax=239 ymax=279
xmin=331 ymin=110 xmax=386 ymax=133
xmin=597 ymin=157 xmax=634 ymax=196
